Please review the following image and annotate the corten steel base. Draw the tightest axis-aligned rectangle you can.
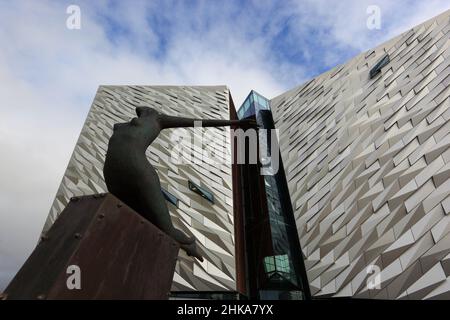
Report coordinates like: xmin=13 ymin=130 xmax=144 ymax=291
xmin=3 ymin=193 xmax=179 ymax=300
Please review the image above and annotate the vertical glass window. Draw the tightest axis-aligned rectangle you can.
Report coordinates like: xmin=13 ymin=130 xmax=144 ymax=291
xmin=263 ymin=254 xmax=291 ymax=275
xmin=243 ymin=100 xmax=250 ymax=114
xmin=237 ymin=108 xmax=244 ymax=119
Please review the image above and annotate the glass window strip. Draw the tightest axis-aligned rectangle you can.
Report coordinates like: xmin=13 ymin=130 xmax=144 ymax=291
xmin=161 ymin=187 xmax=179 ymax=207
xmin=369 ymin=53 xmax=390 ymax=79
xmin=188 ymin=180 xmax=215 ymax=204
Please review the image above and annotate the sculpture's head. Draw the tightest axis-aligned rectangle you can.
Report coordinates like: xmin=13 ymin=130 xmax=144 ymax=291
xmin=124 ymin=107 xmax=164 ymax=139
xmin=135 ymin=106 xmax=161 ymax=119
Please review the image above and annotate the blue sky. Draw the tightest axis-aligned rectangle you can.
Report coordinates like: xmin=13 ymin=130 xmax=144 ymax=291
xmin=0 ymin=0 xmax=449 ymax=290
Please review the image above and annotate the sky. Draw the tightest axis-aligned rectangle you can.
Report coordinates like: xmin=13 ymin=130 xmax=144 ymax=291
xmin=1 ymin=0 xmax=450 ymax=291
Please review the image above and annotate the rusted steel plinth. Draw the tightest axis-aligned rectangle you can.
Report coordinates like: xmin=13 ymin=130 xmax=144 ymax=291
xmin=4 ymin=193 xmax=179 ymax=300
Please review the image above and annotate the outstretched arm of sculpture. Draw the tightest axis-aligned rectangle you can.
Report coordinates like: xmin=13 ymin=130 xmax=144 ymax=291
xmin=160 ymin=114 xmax=255 ymax=129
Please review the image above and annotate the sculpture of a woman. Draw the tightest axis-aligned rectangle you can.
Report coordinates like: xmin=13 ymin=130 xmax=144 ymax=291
xmin=104 ymin=106 xmax=254 ymax=261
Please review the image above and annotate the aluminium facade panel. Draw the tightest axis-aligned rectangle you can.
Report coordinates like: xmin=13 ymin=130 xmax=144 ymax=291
xmin=270 ymin=9 xmax=450 ymax=299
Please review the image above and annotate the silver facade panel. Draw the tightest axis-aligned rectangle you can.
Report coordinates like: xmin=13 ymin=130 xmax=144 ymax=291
xmin=270 ymin=10 xmax=450 ymax=299
xmin=44 ymin=85 xmax=236 ymax=292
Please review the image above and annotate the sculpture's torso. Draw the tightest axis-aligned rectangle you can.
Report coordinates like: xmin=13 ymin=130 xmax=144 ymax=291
xmin=104 ymin=116 xmax=161 ymax=188
xmin=102 ymin=107 xmax=205 ymax=260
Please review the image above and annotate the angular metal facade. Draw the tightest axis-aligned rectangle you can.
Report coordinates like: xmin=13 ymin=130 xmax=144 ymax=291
xmin=270 ymin=10 xmax=450 ymax=299
xmin=44 ymin=85 xmax=237 ymax=292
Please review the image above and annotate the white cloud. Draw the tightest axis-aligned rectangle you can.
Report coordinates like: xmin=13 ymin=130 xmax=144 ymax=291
xmin=274 ymin=0 xmax=450 ymax=67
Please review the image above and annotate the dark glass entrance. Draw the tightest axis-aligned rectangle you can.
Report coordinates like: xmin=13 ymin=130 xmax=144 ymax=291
xmin=235 ymin=91 xmax=311 ymax=300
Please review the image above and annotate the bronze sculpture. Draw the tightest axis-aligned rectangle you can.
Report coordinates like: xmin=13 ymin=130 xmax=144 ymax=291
xmin=104 ymin=106 xmax=254 ymax=261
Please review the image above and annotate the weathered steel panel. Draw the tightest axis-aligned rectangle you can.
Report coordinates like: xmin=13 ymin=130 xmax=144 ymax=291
xmin=4 ymin=193 xmax=179 ymax=300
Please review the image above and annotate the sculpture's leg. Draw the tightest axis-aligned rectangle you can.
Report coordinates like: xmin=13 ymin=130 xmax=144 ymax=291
xmin=137 ymin=194 xmax=203 ymax=260
xmin=168 ymin=228 xmax=195 ymax=244
xmin=180 ymin=242 xmax=204 ymax=262
xmin=105 ymin=163 xmax=203 ymax=260
xmin=135 ymin=191 xmax=195 ymax=245
xmin=135 ymin=191 xmax=204 ymax=260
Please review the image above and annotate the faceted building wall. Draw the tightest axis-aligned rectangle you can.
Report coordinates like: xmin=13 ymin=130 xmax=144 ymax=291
xmin=270 ymin=10 xmax=450 ymax=299
xmin=43 ymin=85 xmax=237 ymax=292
